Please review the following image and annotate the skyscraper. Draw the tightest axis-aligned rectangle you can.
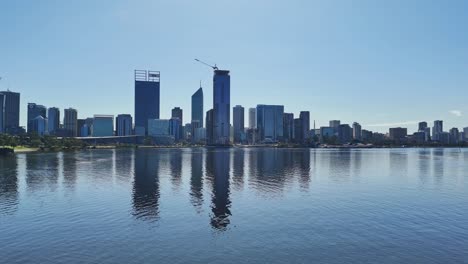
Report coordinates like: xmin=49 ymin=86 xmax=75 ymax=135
xmin=418 ymin=121 xmax=428 ymax=132
xmin=0 ymin=90 xmax=20 ymax=134
xmin=248 ymin=108 xmax=256 ymax=129
xmin=352 ymin=122 xmax=362 ymax=141
xmin=27 ymin=103 xmax=47 ymax=133
xmin=48 ymin=107 xmax=60 ymax=135
xmin=233 ymin=105 xmax=244 ymax=144
xmin=299 ymin=111 xmax=310 ymax=143
xmin=256 ymin=104 xmax=284 ymax=142
xmin=31 ymin=116 xmax=48 ymax=136
xmin=432 ymin=120 xmax=443 ymax=141
xmin=213 ymin=70 xmax=230 ymax=145
xmin=64 ymin=108 xmax=78 ymax=137
xmin=134 ymin=70 xmax=160 ymax=136
xmin=338 ymin=124 xmax=353 ymax=144
xmin=283 ymin=113 xmax=294 ymax=143
xmin=191 ymin=86 xmax=204 ymax=128
xmin=116 ymin=114 xmax=133 ymax=136
xmin=206 ymin=109 xmax=214 ymax=145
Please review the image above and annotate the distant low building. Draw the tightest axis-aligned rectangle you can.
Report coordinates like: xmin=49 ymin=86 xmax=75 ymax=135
xmin=389 ymin=127 xmax=407 ymax=142
xmin=92 ymin=115 xmax=114 ymax=137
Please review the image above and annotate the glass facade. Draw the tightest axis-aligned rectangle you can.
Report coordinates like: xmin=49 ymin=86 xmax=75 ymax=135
xmin=92 ymin=115 xmax=114 ymax=137
xmin=47 ymin=107 xmax=60 ymax=135
xmin=256 ymin=105 xmax=284 ymax=142
xmin=134 ymin=70 xmax=160 ymax=136
xmin=191 ymin=87 xmax=204 ymax=128
xmin=213 ymin=70 xmax=230 ymax=145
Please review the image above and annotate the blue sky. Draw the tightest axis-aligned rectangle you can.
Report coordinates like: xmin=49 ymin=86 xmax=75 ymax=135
xmin=1 ymin=0 xmax=467 ymax=133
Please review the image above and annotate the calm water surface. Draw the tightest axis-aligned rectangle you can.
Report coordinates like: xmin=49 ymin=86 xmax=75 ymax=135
xmin=0 ymin=148 xmax=467 ymax=263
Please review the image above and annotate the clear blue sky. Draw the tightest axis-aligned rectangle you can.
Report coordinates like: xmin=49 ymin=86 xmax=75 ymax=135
xmin=1 ymin=0 xmax=467 ymax=133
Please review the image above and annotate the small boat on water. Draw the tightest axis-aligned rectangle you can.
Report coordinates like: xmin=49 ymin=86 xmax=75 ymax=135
xmin=0 ymin=147 xmax=14 ymax=156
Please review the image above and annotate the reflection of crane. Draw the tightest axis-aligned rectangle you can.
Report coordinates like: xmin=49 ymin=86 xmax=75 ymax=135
xmin=195 ymin=58 xmax=218 ymax=70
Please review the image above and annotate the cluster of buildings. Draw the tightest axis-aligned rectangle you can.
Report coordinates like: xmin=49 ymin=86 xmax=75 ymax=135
xmin=1 ymin=68 xmax=468 ymax=146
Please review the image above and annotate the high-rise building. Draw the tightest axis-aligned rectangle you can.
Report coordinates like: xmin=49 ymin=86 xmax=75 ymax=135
xmin=116 ymin=114 xmax=133 ymax=136
xmin=464 ymin=127 xmax=468 ymax=141
xmin=47 ymin=107 xmax=60 ymax=135
xmin=206 ymin=109 xmax=214 ymax=145
xmin=77 ymin=119 xmax=86 ymax=137
xmin=294 ymin=118 xmax=302 ymax=142
xmin=256 ymin=104 xmax=284 ymax=142
xmin=63 ymin=108 xmax=78 ymax=137
xmin=352 ymin=122 xmax=362 ymax=141
xmin=31 ymin=116 xmax=48 ymax=136
xmin=449 ymin=128 xmax=459 ymax=144
xmin=27 ymin=103 xmax=47 ymax=133
xmin=213 ymin=70 xmax=230 ymax=145
xmin=329 ymin=120 xmax=341 ymax=129
xmin=338 ymin=124 xmax=353 ymax=144
xmin=233 ymin=105 xmax=244 ymax=144
xmin=191 ymin=86 xmax=204 ymax=128
xmin=299 ymin=111 xmax=310 ymax=143
xmin=248 ymin=108 xmax=256 ymax=129
xmin=283 ymin=113 xmax=294 ymax=143
xmin=171 ymin=107 xmax=183 ymax=141
xmin=432 ymin=120 xmax=443 ymax=141
xmin=169 ymin=118 xmax=181 ymax=141
xmin=418 ymin=121 xmax=428 ymax=132
xmin=92 ymin=115 xmax=114 ymax=137
xmin=134 ymin=70 xmax=160 ymax=136
xmin=389 ymin=127 xmax=408 ymax=141
xmin=0 ymin=90 xmax=20 ymax=134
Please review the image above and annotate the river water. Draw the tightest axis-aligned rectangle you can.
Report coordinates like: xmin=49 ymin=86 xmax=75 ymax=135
xmin=0 ymin=148 xmax=467 ymax=263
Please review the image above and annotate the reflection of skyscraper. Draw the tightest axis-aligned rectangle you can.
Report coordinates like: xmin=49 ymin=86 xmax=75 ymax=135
xmin=134 ymin=70 xmax=160 ymax=136
xmin=133 ymin=149 xmax=160 ymax=221
xmin=0 ymin=155 xmax=18 ymax=215
xmin=207 ymin=149 xmax=231 ymax=230
xmin=232 ymin=149 xmax=245 ymax=190
xmin=26 ymin=153 xmax=60 ymax=192
xmin=169 ymin=149 xmax=183 ymax=189
xmin=190 ymin=150 xmax=204 ymax=211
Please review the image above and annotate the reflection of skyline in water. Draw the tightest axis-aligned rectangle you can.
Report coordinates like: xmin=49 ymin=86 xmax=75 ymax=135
xmin=190 ymin=149 xmax=204 ymax=212
xmin=207 ymin=150 xmax=231 ymax=230
xmin=0 ymin=156 xmax=18 ymax=215
xmin=132 ymin=149 xmax=160 ymax=221
xmin=26 ymin=152 xmax=60 ymax=192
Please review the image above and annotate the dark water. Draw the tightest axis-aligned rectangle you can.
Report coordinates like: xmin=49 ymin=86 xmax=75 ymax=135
xmin=1 ymin=148 xmax=467 ymax=263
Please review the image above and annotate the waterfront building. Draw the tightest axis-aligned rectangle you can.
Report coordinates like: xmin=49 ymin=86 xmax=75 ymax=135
xmin=418 ymin=121 xmax=428 ymax=132
xmin=283 ymin=113 xmax=294 ymax=143
xmin=352 ymin=122 xmax=362 ymax=141
xmin=77 ymin=119 xmax=86 ymax=137
xmin=299 ymin=111 xmax=310 ymax=144
xmin=338 ymin=124 xmax=353 ymax=144
xmin=432 ymin=120 xmax=443 ymax=141
xmin=31 ymin=116 xmax=48 ymax=136
xmin=148 ymin=119 xmax=170 ymax=136
xmin=27 ymin=103 xmax=47 ymax=133
xmin=169 ymin=118 xmax=181 ymax=141
xmin=213 ymin=70 xmax=230 ymax=145
xmin=464 ymin=127 xmax=468 ymax=141
xmin=47 ymin=107 xmax=60 ymax=135
xmin=206 ymin=109 xmax=214 ymax=145
xmin=233 ymin=105 xmax=245 ymax=144
xmin=64 ymin=108 xmax=78 ymax=137
xmin=134 ymin=70 xmax=160 ymax=136
xmin=116 ymin=114 xmax=133 ymax=136
xmin=389 ymin=127 xmax=408 ymax=142
xmin=171 ymin=107 xmax=183 ymax=141
xmin=0 ymin=90 xmax=20 ymax=134
xmin=191 ymin=87 xmax=204 ymax=128
xmin=256 ymin=104 xmax=284 ymax=142
xmin=248 ymin=108 xmax=256 ymax=129
xmin=361 ymin=129 xmax=373 ymax=142
xmin=449 ymin=128 xmax=459 ymax=144
xmin=92 ymin=115 xmax=114 ymax=137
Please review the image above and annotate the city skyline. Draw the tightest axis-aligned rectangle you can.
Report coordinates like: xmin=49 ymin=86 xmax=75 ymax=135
xmin=1 ymin=1 xmax=467 ymax=133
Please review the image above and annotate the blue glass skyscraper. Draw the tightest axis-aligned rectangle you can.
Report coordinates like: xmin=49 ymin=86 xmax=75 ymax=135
xmin=256 ymin=104 xmax=284 ymax=142
xmin=191 ymin=86 xmax=204 ymax=128
xmin=134 ymin=70 xmax=160 ymax=136
xmin=213 ymin=70 xmax=230 ymax=145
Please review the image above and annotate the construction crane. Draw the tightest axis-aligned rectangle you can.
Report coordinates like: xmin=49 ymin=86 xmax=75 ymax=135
xmin=194 ymin=58 xmax=218 ymax=70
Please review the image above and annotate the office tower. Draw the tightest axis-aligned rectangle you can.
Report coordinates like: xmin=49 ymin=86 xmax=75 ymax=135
xmin=77 ymin=119 xmax=85 ymax=137
xmin=169 ymin=118 xmax=181 ymax=141
xmin=47 ymin=107 xmax=60 ymax=135
xmin=256 ymin=104 xmax=284 ymax=142
xmin=191 ymin=120 xmax=201 ymax=143
xmin=361 ymin=129 xmax=373 ymax=142
xmin=352 ymin=122 xmax=362 ymax=141
xmin=134 ymin=70 xmax=160 ymax=136
xmin=464 ymin=127 xmax=468 ymax=141
xmin=299 ymin=111 xmax=310 ymax=143
xmin=338 ymin=124 xmax=353 ymax=144
xmin=206 ymin=109 xmax=214 ymax=145
xmin=148 ymin=119 xmax=170 ymax=136
xmin=171 ymin=107 xmax=183 ymax=141
xmin=283 ymin=113 xmax=294 ymax=143
xmin=0 ymin=90 xmax=20 ymax=134
xmin=191 ymin=86 xmax=204 ymax=128
xmin=64 ymin=108 xmax=78 ymax=137
xmin=183 ymin=123 xmax=192 ymax=141
xmin=116 ymin=114 xmax=133 ymax=136
xmin=329 ymin=120 xmax=341 ymax=129
xmin=27 ymin=103 xmax=47 ymax=133
xmin=432 ymin=120 xmax=443 ymax=141
xmin=31 ymin=116 xmax=48 ymax=136
xmin=84 ymin=117 xmax=94 ymax=136
xmin=418 ymin=122 xmax=428 ymax=132
xmin=449 ymin=128 xmax=459 ymax=144
xmin=424 ymin=127 xmax=431 ymax=142
xmin=233 ymin=105 xmax=244 ymax=144
xmin=248 ymin=108 xmax=256 ymax=129
xmin=389 ymin=127 xmax=408 ymax=141
xmin=294 ymin=118 xmax=302 ymax=142
xmin=92 ymin=115 xmax=114 ymax=137
xmin=213 ymin=70 xmax=230 ymax=145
